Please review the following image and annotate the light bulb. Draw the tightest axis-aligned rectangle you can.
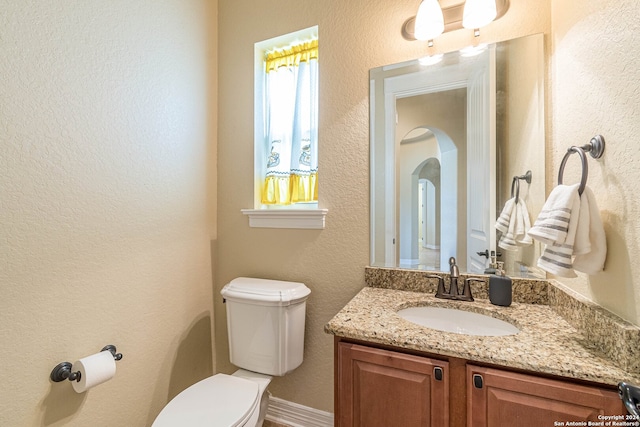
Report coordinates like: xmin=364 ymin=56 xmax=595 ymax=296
xmin=462 ymin=0 xmax=497 ymax=30
xmin=414 ymin=0 xmax=444 ymax=41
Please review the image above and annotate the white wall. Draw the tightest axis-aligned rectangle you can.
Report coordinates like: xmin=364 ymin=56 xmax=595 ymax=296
xmin=0 ymin=1 xmax=217 ymax=425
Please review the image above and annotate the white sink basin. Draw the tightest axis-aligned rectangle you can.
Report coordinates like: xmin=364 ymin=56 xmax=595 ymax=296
xmin=397 ymin=306 xmax=519 ymax=336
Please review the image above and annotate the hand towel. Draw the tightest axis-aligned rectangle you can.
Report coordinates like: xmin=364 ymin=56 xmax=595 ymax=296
xmin=528 ymin=184 xmax=581 ymax=245
xmin=495 ymin=198 xmax=515 ymax=236
xmin=529 ymin=184 xmax=581 ymax=277
xmin=498 ymin=201 xmax=519 ymax=251
xmin=573 ymin=187 xmax=606 ymax=275
xmin=573 ymin=190 xmax=591 ymax=256
xmin=516 ymin=199 xmax=533 ymax=246
xmin=496 ymin=198 xmax=533 ymax=251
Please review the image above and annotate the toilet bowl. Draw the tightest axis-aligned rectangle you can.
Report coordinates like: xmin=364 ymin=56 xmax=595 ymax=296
xmin=152 ymin=278 xmax=310 ymax=427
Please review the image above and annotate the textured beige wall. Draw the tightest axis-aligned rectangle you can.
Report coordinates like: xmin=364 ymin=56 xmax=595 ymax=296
xmin=550 ymin=0 xmax=640 ymax=323
xmin=4 ymin=0 xmax=636 ymax=424
xmin=216 ymin=0 xmax=550 ymax=413
xmin=0 ymin=1 xmax=217 ymax=426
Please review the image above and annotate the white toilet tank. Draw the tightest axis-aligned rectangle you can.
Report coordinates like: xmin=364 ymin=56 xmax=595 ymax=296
xmin=221 ymin=277 xmax=311 ymax=376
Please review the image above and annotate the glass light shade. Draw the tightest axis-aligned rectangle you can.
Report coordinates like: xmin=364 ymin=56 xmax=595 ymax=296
xmin=419 ymin=54 xmax=444 ymax=66
xmin=462 ymin=0 xmax=497 ymax=29
xmin=414 ymin=0 xmax=444 ymax=41
xmin=460 ymin=43 xmax=488 ymax=57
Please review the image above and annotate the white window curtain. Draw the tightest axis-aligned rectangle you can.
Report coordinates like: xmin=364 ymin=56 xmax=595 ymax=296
xmin=262 ymin=39 xmax=318 ymax=205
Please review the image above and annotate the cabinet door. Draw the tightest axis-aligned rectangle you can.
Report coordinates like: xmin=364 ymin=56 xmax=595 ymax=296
xmin=467 ymin=365 xmax=626 ymax=427
xmin=337 ymin=342 xmax=449 ymax=427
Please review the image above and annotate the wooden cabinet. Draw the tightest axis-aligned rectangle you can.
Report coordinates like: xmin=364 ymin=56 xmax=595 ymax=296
xmin=336 ymin=342 xmax=449 ymax=427
xmin=467 ymin=365 xmax=626 ymax=427
xmin=335 ymin=339 xmax=627 ymax=427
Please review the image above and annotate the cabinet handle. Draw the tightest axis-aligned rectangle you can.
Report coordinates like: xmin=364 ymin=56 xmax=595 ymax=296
xmin=473 ymin=374 xmax=483 ymax=389
xmin=434 ymin=366 xmax=443 ymax=381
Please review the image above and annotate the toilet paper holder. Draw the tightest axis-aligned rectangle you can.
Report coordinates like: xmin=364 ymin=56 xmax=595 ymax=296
xmin=50 ymin=345 xmax=123 ymax=383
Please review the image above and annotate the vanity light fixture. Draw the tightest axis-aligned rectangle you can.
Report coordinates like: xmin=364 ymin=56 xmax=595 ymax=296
xmin=401 ymin=0 xmax=509 ymax=42
xmin=414 ymin=0 xmax=445 ymax=44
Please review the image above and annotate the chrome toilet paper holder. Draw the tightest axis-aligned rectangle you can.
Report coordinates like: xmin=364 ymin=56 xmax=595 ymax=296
xmin=50 ymin=344 xmax=123 ymax=383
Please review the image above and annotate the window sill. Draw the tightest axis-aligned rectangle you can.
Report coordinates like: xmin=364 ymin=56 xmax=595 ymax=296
xmin=241 ymin=208 xmax=328 ymax=229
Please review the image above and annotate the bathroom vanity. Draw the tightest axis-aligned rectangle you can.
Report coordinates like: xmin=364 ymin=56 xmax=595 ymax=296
xmin=325 ymin=268 xmax=640 ymax=427
xmin=335 ymin=341 xmax=623 ymax=426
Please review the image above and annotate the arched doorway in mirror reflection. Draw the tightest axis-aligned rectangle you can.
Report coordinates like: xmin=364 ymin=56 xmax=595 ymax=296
xmin=398 ymin=126 xmax=457 ymax=270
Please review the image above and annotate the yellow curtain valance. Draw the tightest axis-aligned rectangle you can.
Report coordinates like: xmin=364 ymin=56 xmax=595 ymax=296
xmin=261 ymin=172 xmax=318 ymax=205
xmin=265 ymin=39 xmax=318 ymax=73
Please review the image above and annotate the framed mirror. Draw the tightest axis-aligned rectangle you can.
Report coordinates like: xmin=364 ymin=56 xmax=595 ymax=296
xmin=370 ymin=33 xmax=545 ymax=276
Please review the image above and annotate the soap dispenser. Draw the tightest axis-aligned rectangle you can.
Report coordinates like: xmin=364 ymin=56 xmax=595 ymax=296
xmin=484 ymin=251 xmax=498 ymax=274
xmin=489 ymin=262 xmax=512 ymax=307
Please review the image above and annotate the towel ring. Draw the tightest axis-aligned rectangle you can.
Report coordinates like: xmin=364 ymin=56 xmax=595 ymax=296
xmin=557 ymin=135 xmax=605 ymax=196
xmin=510 ymin=170 xmax=532 ymax=204
xmin=558 ymin=146 xmax=588 ymax=195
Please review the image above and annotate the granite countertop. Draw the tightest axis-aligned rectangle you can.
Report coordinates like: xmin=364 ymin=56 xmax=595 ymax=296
xmin=325 ymin=285 xmax=640 ymax=386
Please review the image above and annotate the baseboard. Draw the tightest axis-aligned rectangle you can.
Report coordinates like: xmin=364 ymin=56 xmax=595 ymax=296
xmin=266 ymin=396 xmax=334 ymax=427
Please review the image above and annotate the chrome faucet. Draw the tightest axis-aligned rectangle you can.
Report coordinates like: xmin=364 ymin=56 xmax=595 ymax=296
xmin=434 ymin=256 xmax=475 ymax=302
xmin=449 ymin=256 xmax=460 ymax=296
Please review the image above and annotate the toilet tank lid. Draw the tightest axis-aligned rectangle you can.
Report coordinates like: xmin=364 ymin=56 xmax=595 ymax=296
xmin=221 ymin=277 xmax=311 ymax=305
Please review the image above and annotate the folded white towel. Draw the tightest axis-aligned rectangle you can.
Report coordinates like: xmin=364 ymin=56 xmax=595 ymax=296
xmin=530 ymin=184 xmax=606 ymax=277
xmin=496 ymin=198 xmax=515 ymax=235
xmin=528 ymin=184 xmax=580 ymax=245
xmin=498 ymin=201 xmax=519 ymax=251
xmin=529 ymin=184 xmax=581 ymax=277
xmin=516 ymin=200 xmax=533 ymax=246
xmin=573 ymin=187 xmax=606 ymax=274
xmin=573 ymin=190 xmax=591 ymax=256
xmin=496 ymin=197 xmax=533 ymax=251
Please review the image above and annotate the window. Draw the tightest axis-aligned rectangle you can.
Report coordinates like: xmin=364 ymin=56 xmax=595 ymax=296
xmin=242 ymin=26 xmax=327 ymax=229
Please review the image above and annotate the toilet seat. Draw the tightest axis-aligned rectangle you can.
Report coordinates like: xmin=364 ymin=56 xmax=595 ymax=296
xmin=152 ymin=374 xmax=260 ymax=427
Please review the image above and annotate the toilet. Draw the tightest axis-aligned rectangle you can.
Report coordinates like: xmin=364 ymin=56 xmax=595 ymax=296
xmin=152 ymin=277 xmax=311 ymax=427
